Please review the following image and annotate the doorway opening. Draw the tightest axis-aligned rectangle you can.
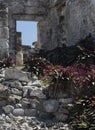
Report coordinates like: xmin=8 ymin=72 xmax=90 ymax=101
xmin=16 ymin=21 xmax=38 ymax=65
xmin=16 ymin=21 xmax=38 ymax=47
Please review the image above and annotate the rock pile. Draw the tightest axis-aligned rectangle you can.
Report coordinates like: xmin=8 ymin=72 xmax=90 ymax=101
xmin=0 ymin=68 xmax=72 ymax=130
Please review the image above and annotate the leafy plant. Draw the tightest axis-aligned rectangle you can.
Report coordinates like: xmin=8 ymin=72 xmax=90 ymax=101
xmin=69 ymin=96 xmax=95 ymax=130
xmin=43 ymin=65 xmax=76 ymax=98
xmin=24 ymin=56 xmax=51 ymax=77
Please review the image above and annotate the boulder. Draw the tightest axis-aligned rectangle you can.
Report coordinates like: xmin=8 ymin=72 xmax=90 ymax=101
xmin=43 ymin=100 xmax=59 ymax=113
xmin=13 ymin=109 xmax=24 ymax=116
xmin=5 ymin=68 xmax=31 ymax=82
xmin=4 ymin=80 xmax=23 ymax=90
xmin=2 ymin=105 xmax=14 ymax=114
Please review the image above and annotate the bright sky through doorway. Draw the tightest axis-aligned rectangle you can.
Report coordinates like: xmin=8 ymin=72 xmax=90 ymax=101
xmin=17 ymin=21 xmax=37 ymax=47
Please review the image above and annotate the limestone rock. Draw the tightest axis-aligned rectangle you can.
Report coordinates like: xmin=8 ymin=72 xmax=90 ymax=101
xmin=13 ymin=109 xmax=24 ymax=116
xmin=15 ymin=103 xmax=22 ymax=108
xmin=28 ymin=80 xmax=41 ymax=87
xmin=21 ymin=98 xmax=30 ymax=108
xmin=4 ymin=80 xmax=23 ymax=90
xmin=8 ymin=95 xmax=22 ymax=104
xmin=30 ymin=99 xmax=40 ymax=109
xmin=5 ymin=68 xmax=31 ymax=82
xmin=11 ymin=88 xmax=22 ymax=96
xmin=24 ymin=109 xmax=37 ymax=116
xmin=2 ymin=105 xmax=14 ymax=114
xmin=29 ymin=89 xmax=46 ymax=99
xmin=66 ymin=0 xmax=95 ymax=46
xmin=16 ymin=51 xmax=23 ymax=66
xmin=43 ymin=100 xmax=59 ymax=113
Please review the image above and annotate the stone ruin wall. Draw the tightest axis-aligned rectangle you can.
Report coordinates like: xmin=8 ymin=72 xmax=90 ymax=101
xmin=65 ymin=0 xmax=95 ymax=46
xmin=0 ymin=1 xmax=9 ymax=59
xmin=0 ymin=0 xmax=95 ymax=59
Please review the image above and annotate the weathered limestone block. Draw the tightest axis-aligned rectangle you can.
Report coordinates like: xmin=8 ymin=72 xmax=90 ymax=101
xmin=3 ymin=80 xmax=23 ymax=90
xmin=0 ymin=39 xmax=9 ymax=59
xmin=5 ymin=68 xmax=31 ymax=82
xmin=16 ymin=51 xmax=23 ymax=66
xmin=43 ymin=100 xmax=59 ymax=113
xmin=25 ymin=7 xmax=46 ymax=15
xmin=0 ymin=2 xmax=9 ymax=59
xmin=0 ymin=27 xmax=9 ymax=39
xmin=0 ymin=20 xmax=8 ymax=27
xmin=13 ymin=108 xmax=24 ymax=116
xmin=55 ymin=0 xmax=67 ymax=46
xmin=66 ymin=0 xmax=95 ymax=45
xmin=2 ymin=105 xmax=14 ymax=114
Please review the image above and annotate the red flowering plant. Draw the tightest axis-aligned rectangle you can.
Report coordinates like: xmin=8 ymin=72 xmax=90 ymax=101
xmin=43 ymin=65 xmax=75 ymax=98
xmin=0 ymin=56 xmax=14 ymax=69
xmin=43 ymin=62 xmax=95 ymax=98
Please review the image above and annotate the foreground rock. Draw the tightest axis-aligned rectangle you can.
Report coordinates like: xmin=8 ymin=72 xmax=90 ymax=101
xmin=0 ymin=114 xmax=70 ymax=130
xmin=5 ymin=68 xmax=31 ymax=82
xmin=0 ymin=68 xmax=73 ymax=129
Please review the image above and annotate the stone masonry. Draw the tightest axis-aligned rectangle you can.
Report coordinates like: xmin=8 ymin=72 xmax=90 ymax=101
xmin=0 ymin=2 xmax=9 ymax=59
xmin=0 ymin=0 xmax=95 ymax=59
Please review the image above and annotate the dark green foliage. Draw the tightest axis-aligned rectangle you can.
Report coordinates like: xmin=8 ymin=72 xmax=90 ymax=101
xmin=69 ymin=96 xmax=95 ymax=130
xmin=39 ymin=34 xmax=95 ymax=67
xmin=24 ymin=56 xmax=51 ymax=77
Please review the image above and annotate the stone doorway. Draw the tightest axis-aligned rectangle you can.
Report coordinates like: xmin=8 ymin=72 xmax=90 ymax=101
xmin=16 ymin=21 xmax=38 ymax=65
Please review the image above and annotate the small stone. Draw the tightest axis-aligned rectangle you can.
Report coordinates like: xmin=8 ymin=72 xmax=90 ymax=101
xmin=3 ymin=80 xmax=23 ymax=90
xmin=43 ymin=100 xmax=59 ymax=113
xmin=8 ymin=95 xmax=22 ymax=104
xmin=5 ymin=116 xmax=12 ymax=123
xmin=23 ymin=86 xmax=29 ymax=97
xmin=30 ymin=99 xmax=40 ymax=109
xmin=15 ymin=103 xmax=22 ymax=108
xmin=29 ymin=89 xmax=46 ymax=99
xmin=13 ymin=109 xmax=24 ymax=116
xmin=11 ymin=88 xmax=22 ymax=96
xmin=2 ymin=105 xmax=14 ymax=114
xmin=28 ymin=80 xmax=41 ymax=87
